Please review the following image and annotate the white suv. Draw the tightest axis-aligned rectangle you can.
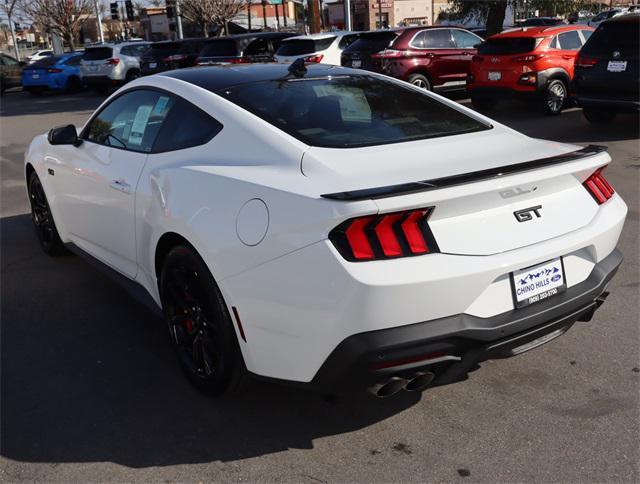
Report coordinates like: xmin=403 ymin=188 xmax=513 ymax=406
xmin=275 ymin=32 xmax=360 ymax=65
xmin=81 ymin=42 xmax=150 ymax=92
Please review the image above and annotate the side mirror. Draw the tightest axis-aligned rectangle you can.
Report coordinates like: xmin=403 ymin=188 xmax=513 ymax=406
xmin=48 ymin=124 xmax=81 ymax=146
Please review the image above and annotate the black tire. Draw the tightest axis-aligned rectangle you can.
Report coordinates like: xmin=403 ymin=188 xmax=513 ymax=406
xmin=28 ymin=87 xmax=45 ymax=97
xmin=160 ymin=245 xmax=247 ymax=396
xmin=583 ymin=108 xmax=616 ymax=124
xmin=543 ymin=79 xmax=567 ymax=115
xmin=28 ymin=172 xmax=66 ymax=256
xmin=65 ymin=76 xmax=81 ymax=93
xmin=471 ymin=95 xmax=497 ymax=111
xmin=408 ymin=73 xmax=432 ymax=91
xmin=125 ymin=69 xmax=140 ymax=83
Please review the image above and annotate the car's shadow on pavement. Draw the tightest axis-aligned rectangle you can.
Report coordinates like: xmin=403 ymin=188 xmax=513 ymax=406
xmin=0 ymin=214 xmax=420 ymax=468
xmin=459 ymin=99 xmax=640 ymax=144
xmin=0 ymin=90 xmax=105 ymax=117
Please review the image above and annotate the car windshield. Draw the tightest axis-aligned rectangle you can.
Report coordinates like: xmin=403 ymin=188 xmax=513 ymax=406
xmin=277 ymin=37 xmax=335 ymax=56
xmin=581 ymin=20 xmax=639 ymax=58
xmin=83 ymin=47 xmax=113 ymax=60
xmin=343 ymin=32 xmax=398 ymax=54
xmin=220 ymin=75 xmax=490 ymax=148
xmin=200 ymin=40 xmax=239 ymax=57
xmin=477 ymin=37 xmax=538 ymax=55
xmin=150 ymin=42 xmax=181 ymax=56
xmin=30 ymin=56 xmax=64 ymax=68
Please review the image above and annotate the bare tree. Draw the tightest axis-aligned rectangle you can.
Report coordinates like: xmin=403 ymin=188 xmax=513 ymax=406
xmin=20 ymin=0 xmax=94 ymax=51
xmin=180 ymin=0 xmax=246 ymax=37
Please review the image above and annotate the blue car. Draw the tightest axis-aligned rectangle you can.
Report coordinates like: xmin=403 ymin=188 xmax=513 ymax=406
xmin=21 ymin=52 xmax=83 ymax=95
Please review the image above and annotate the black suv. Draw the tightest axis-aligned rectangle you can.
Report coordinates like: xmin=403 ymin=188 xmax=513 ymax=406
xmin=141 ymin=38 xmax=206 ymax=75
xmin=573 ymin=14 xmax=639 ymax=123
xmin=340 ymin=30 xmax=399 ymax=71
xmin=196 ymin=32 xmax=296 ymax=65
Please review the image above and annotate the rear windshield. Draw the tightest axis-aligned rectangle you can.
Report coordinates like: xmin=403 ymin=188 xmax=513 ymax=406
xmin=83 ymin=47 xmax=113 ymax=60
xmin=277 ymin=37 xmax=335 ymax=56
xmin=477 ymin=37 xmax=538 ymax=55
xmin=343 ymin=32 xmax=398 ymax=54
xmin=220 ymin=75 xmax=489 ymax=148
xmin=581 ymin=21 xmax=639 ymax=58
xmin=200 ymin=39 xmax=239 ymax=57
xmin=30 ymin=56 xmax=63 ymax=68
xmin=150 ymin=42 xmax=181 ymax=56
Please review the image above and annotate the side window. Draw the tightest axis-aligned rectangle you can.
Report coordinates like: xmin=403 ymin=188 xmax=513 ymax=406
xmin=451 ymin=29 xmax=481 ymax=48
xmin=2 ymin=55 xmax=18 ymax=65
xmin=549 ymin=36 xmax=559 ymax=49
xmin=245 ymin=38 xmax=269 ymax=56
xmin=120 ymin=46 xmax=133 ymax=56
xmin=423 ymin=30 xmax=456 ymax=48
xmin=558 ymin=30 xmax=582 ymax=50
xmin=409 ymin=31 xmax=426 ymax=48
xmin=0 ymin=56 xmax=6 ymax=66
xmin=153 ymin=99 xmax=223 ymax=152
xmin=83 ymin=90 xmax=175 ymax=153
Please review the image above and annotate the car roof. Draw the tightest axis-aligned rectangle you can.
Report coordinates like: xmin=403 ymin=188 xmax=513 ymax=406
xmin=605 ymin=12 xmax=640 ymax=24
xmin=491 ymin=24 xmax=592 ymax=38
xmin=285 ymin=31 xmax=357 ymax=41
xmin=159 ymin=63 xmax=364 ymax=91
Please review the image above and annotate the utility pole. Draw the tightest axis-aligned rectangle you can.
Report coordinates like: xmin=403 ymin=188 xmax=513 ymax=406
xmin=275 ymin=1 xmax=280 ymax=30
xmin=262 ymin=0 xmax=267 ymax=28
xmin=307 ymin=0 xmax=321 ymax=33
xmin=175 ymin=0 xmax=183 ymax=39
xmin=282 ymin=0 xmax=287 ymax=27
xmin=344 ymin=0 xmax=352 ymax=30
xmin=247 ymin=0 xmax=252 ymax=31
xmin=377 ymin=0 xmax=382 ymax=28
xmin=95 ymin=0 xmax=104 ymax=43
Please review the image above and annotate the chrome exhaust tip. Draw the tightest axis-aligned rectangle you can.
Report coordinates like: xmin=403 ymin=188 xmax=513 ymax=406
xmin=368 ymin=376 xmax=409 ymax=398
xmin=404 ymin=371 xmax=435 ymax=392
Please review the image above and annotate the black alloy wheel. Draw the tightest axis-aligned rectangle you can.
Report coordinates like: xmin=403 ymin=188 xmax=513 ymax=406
xmin=28 ymin=172 xmax=65 ymax=255
xmin=160 ymin=246 xmax=246 ymax=395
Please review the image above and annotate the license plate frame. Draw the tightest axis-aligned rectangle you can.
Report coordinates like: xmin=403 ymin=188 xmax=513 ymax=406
xmin=32 ymin=74 xmax=40 ymax=79
xmin=149 ymin=62 xmax=157 ymax=69
xmin=352 ymin=59 xmax=362 ymax=68
xmin=607 ymin=60 xmax=627 ymax=72
xmin=488 ymin=71 xmax=501 ymax=81
xmin=510 ymin=257 xmax=566 ymax=309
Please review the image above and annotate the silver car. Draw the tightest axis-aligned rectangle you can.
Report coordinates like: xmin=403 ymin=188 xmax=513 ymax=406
xmin=80 ymin=42 xmax=150 ymax=92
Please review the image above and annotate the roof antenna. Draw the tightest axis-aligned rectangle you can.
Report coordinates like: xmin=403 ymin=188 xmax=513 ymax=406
xmin=288 ymin=58 xmax=307 ymax=77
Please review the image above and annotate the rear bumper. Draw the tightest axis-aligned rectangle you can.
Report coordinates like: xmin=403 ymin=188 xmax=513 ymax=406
xmin=306 ymin=248 xmax=622 ymax=392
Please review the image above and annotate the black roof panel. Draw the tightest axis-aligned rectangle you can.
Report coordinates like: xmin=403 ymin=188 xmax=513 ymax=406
xmin=158 ymin=63 xmax=364 ymax=91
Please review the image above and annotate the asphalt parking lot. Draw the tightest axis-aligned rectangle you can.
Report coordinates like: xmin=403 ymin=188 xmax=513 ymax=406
xmin=1 ymin=89 xmax=638 ymax=482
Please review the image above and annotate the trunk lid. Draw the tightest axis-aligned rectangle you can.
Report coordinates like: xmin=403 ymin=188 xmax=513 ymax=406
xmin=303 ymin=128 xmax=608 ymax=255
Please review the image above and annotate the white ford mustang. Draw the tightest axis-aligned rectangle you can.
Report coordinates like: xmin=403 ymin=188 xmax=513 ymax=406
xmin=24 ymin=63 xmax=627 ymax=398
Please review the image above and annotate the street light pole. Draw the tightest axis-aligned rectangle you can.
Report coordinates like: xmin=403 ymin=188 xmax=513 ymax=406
xmin=344 ymin=0 xmax=352 ymax=30
xmin=95 ymin=0 xmax=104 ymax=43
xmin=176 ymin=0 xmax=183 ymax=39
xmin=377 ymin=0 xmax=382 ymax=29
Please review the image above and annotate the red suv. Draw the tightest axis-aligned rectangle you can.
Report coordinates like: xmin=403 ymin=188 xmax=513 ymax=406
xmin=468 ymin=25 xmax=594 ymax=114
xmin=370 ymin=26 xmax=483 ymax=92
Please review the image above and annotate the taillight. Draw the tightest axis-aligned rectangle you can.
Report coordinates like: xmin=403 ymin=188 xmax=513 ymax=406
xmin=47 ymin=68 xmax=63 ymax=73
xmin=576 ymin=54 xmax=598 ymax=68
xmin=511 ymin=54 xmax=543 ymax=62
xmin=371 ymin=49 xmax=404 ymax=59
xmin=583 ymin=168 xmax=615 ymax=204
xmin=229 ymin=57 xmax=250 ymax=64
xmin=329 ymin=208 xmax=439 ymax=262
xmin=304 ymin=54 xmax=324 ymax=63
xmin=105 ymin=58 xmax=120 ymax=65
xmin=163 ymin=54 xmax=187 ymax=62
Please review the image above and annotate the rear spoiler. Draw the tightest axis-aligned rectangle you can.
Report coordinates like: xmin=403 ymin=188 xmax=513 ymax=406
xmin=321 ymin=144 xmax=607 ymax=201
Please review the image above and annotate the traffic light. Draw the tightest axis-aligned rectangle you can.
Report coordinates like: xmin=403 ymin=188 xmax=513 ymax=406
xmin=110 ymin=2 xmax=119 ymax=20
xmin=125 ymin=0 xmax=134 ymax=20
xmin=166 ymin=0 xmax=175 ymax=18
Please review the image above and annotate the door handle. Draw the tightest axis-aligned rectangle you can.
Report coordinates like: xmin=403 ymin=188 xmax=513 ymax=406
xmin=110 ymin=179 xmax=131 ymax=194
